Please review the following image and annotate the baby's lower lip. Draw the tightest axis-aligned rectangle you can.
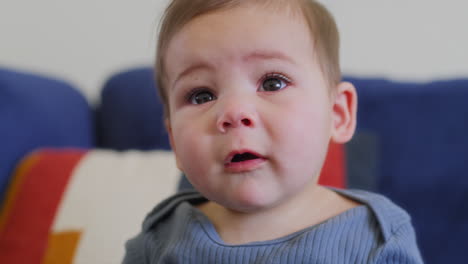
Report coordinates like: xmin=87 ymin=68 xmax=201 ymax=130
xmin=224 ymin=158 xmax=267 ymax=173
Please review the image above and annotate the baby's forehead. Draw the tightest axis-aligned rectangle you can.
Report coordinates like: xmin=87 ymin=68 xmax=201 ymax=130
xmin=190 ymin=1 xmax=306 ymax=28
xmin=170 ymin=7 xmax=314 ymax=53
xmin=169 ymin=5 xmax=314 ymax=52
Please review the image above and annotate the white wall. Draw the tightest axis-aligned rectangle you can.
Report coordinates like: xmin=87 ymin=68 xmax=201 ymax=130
xmin=1 ymin=0 xmax=168 ymax=104
xmin=326 ymin=0 xmax=468 ymax=81
xmin=1 ymin=0 xmax=467 ymax=104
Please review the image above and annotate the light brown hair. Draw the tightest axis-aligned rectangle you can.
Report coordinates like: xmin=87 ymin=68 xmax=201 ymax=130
xmin=156 ymin=0 xmax=341 ymax=117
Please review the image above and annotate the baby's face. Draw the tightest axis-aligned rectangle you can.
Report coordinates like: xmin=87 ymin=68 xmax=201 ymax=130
xmin=165 ymin=5 xmax=336 ymax=212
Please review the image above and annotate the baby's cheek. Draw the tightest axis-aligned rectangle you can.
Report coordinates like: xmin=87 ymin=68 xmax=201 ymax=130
xmin=175 ymin=133 xmax=209 ymax=169
xmin=276 ymin=106 xmax=329 ymax=162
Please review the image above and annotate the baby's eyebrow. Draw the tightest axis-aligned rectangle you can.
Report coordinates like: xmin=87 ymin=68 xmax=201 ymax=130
xmin=172 ymin=62 xmax=213 ymax=90
xmin=242 ymin=50 xmax=297 ymax=65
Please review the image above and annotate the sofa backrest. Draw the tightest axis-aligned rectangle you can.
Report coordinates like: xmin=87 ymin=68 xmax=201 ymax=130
xmin=346 ymin=77 xmax=468 ymax=263
xmin=96 ymin=67 xmax=170 ymax=151
xmin=0 ymin=68 xmax=94 ymax=202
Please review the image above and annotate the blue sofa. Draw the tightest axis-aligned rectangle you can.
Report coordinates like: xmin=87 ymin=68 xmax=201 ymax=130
xmin=1 ymin=66 xmax=467 ymax=263
xmin=0 ymin=68 xmax=94 ymax=202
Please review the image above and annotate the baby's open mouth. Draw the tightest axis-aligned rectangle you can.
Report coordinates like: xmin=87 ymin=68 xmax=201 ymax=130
xmin=224 ymin=150 xmax=266 ymax=172
xmin=231 ymin=152 xmax=260 ymax=163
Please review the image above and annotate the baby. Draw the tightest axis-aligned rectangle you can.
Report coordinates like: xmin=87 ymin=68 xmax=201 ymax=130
xmin=124 ymin=0 xmax=423 ymax=263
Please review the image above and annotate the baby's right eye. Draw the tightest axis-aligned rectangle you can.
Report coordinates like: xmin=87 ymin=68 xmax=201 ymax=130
xmin=188 ymin=89 xmax=217 ymax=105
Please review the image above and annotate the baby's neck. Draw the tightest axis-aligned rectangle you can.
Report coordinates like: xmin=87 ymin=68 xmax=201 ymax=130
xmin=197 ymin=186 xmax=360 ymax=245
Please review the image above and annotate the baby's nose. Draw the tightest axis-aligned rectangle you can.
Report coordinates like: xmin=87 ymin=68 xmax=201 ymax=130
xmin=216 ymin=99 xmax=257 ymax=133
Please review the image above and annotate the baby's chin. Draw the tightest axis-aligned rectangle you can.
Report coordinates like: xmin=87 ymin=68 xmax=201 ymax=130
xmin=208 ymin=188 xmax=287 ymax=214
xmin=191 ymin=172 xmax=298 ymax=213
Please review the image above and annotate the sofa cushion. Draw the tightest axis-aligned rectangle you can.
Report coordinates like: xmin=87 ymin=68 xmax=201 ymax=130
xmin=0 ymin=149 xmax=180 ymax=264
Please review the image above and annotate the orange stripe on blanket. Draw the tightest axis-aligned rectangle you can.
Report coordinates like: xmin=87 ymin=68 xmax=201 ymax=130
xmin=0 ymin=152 xmax=41 ymax=231
xmin=42 ymin=230 xmax=82 ymax=264
xmin=318 ymin=142 xmax=346 ymax=188
xmin=0 ymin=149 xmax=87 ymax=264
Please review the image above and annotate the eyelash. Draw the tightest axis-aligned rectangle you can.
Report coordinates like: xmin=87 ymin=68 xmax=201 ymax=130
xmin=258 ymin=72 xmax=293 ymax=92
xmin=261 ymin=72 xmax=292 ymax=86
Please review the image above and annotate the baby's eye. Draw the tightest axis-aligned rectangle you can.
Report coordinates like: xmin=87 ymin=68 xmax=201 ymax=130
xmin=259 ymin=73 xmax=290 ymax=92
xmin=188 ymin=89 xmax=217 ymax=105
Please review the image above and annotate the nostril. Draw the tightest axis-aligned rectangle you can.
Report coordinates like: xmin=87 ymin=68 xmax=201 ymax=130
xmin=218 ymin=116 xmax=253 ymax=132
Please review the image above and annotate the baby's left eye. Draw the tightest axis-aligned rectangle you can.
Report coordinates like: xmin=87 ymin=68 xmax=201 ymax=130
xmin=259 ymin=74 xmax=290 ymax=92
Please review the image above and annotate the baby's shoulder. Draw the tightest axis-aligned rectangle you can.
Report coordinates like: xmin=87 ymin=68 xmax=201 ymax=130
xmin=123 ymin=191 xmax=206 ymax=263
xmin=141 ymin=191 xmax=206 ymax=232
xmin=332 ymin=189 xmax=424 ymax=263
xmin=334 ymin=188 xmax=412 ymax=242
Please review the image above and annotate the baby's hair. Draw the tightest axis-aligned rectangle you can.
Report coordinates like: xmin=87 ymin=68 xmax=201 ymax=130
xmin=155 ymin=0 xmax=341 ymax=117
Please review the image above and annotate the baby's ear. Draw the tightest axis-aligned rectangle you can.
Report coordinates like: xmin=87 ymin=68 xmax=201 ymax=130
xmin=165 ymin=118 xmax=184 ymax=171
xmin=330 ymin=81 xmax=357 ymax=143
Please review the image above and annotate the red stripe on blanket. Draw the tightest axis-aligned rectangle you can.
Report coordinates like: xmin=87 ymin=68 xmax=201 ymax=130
xmin=0 ymin=149 xmax=87 ymax=264
xmin=318 ymin=142 xmax=346 ymax=188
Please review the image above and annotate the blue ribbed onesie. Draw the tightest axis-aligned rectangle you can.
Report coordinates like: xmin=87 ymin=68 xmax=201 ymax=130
xmin=123 ymin=189 xmax=423 ymax=263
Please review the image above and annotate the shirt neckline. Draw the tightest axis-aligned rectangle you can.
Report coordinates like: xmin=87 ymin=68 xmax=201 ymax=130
xmin=186 ymin=188 xmax=369 ymax=247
